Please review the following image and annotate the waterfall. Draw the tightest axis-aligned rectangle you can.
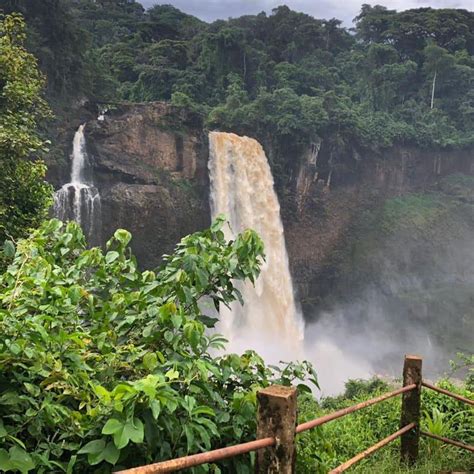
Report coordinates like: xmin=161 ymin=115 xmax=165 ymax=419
xmin=54 ymin=124 xmax=101 ymax=244
xmin=208 ymin=131 xmax=304 ymax=359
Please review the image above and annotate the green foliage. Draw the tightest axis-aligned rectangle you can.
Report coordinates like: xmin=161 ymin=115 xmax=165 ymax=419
xmin=449 ymin=352 xmax=474 ymax=390
xmin=380 ymin=194 xmax=448 ymax=234
xmin=0 ymin=13 xmax=53 ymax=269
xmin=439 ymin=174 xmax=474 ymax=202
xmin=1 ymin=1 xmax=97 ymax=101
xmin=0 ymin=218 xmax=314 ymax=472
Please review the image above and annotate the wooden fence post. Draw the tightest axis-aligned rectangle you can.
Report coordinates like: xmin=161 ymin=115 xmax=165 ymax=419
xmin=256 ymin=385 xmax=297 ymax=474
xmin=400 ymin=355 xmax=422 ymax=465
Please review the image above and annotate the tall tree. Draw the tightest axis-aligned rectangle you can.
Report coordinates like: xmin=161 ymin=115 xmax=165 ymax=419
xmin=0 ymin=13 xmax=53 ymax=260
xmin=423 ymin=43 xmax=455 ymax=109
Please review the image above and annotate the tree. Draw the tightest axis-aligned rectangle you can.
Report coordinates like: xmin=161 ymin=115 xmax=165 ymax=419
xmin=2 ymin=0 xmax=94 ymax=99
xmin=423 ymin=44 xmax=455 ymax=109
xmin=354 ymin=4 xmax=396 ymax=44
xmin=0 ymin=13 xmax=53 ymax=264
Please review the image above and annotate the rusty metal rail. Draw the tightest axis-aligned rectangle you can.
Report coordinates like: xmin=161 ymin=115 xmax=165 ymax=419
xmin=422 ymin=381 xmax=474 ymax=406
xmin=112 ymin=360 xmax=474 ymax=474
xmin=420 ymin=430 xmax=474 ymax=453
xmin=115 ymin=437 xmax=275 ymax=474
xmin=296 ymin=383 xmax=416 ymax=434
xmin=329 ymin=423 xmax=416 ymax=473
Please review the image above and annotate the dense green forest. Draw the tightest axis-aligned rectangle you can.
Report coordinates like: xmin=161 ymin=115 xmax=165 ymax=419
xmin=2 ymin=0 xmax=474 ymax=160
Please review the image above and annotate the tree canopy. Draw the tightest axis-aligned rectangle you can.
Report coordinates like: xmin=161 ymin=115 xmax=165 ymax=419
xmin=2 ymin=2 xmax=473 ymax=161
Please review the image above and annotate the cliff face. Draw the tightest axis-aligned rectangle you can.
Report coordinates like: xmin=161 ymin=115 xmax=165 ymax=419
xmin=282 ymin=145 xmax=474 ymax=313
xmin=49 ymin=103 xmax=210 ymax=267
xmin=47 ymin=102 xmax=474 ymax=343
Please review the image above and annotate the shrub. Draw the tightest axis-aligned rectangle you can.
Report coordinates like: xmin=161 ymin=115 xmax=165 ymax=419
xmin=0 ymin=218 xmax=315 ymax=473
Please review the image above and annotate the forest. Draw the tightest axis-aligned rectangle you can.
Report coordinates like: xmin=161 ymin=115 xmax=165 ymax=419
xmin=3 ymin=0 xmax=474 ymax=159
xmin=0 ymin=1 xmax=473 ymax=473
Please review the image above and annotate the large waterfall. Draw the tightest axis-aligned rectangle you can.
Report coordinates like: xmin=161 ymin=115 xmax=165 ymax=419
xmin=54 ymin=124 xmax=101 ymax=244
xmin=208 ymin=131 xmax=304 ymax=359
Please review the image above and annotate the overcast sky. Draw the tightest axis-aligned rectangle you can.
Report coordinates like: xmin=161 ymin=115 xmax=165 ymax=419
xmin=139 ymin=0 xmax=473 ymax=25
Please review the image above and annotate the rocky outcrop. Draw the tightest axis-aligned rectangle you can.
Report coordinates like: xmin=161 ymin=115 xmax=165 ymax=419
xmin=87 ymin=103 xmax=209 ymax=185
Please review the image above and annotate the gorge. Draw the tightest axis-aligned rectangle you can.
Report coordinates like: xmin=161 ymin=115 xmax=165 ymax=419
xmin=47 ymin=102 xmax=474 ymax=392
xmin=2 ymin=3 xmax=474 ymax=471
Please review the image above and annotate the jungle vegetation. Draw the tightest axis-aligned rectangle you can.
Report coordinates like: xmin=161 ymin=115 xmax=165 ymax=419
xmin=1 ymin=0 xmax=474 ymax=158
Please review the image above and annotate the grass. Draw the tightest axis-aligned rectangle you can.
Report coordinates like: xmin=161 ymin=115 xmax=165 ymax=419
xmin=296 ymin=378 xmax=474 ymax=473
xmin=351 ymin=441 xmax=473 ymax=473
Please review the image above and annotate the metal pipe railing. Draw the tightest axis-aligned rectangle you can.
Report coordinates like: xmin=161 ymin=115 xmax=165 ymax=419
xmin=115 ymin=436 xmax=275 ymax=474
xmin=422 ymin=381 xmax=474 ymax=406
xmin=296 ymin=383 xmax=416 ymax=434
xmin=329 ymin=423 xmax=416 ymax=473
xmin=420 ymin=431 xmax=474 ymax=453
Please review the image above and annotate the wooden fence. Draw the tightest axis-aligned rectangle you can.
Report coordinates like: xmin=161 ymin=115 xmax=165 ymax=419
xmin=116 ymin=355 xmax=474 ymax=474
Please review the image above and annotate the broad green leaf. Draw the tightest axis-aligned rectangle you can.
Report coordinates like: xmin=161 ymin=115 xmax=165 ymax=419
xmin=114 ymin=229 xmax=132 ymax=246
xmin=0 ymin=420 xmax=7 ymax=438
xmin=102 ymin=418 xmax=123 ymax=435
xmin=0 ymin=449 xmax=11 ymax=471
xmin=23 ymin=383 xmax=40 ymax=397
xmin=143 ymin=352 xmax=158 ymax=371
xmin=150 ymin=400 xmax=161 ymax=419
xmin=78 ymin=439 xmax=106 ymax=455
xmin=94 ymin=385 xmax=111 ymax=402
xmin=171 ymin=312 xmax=182 ymax=329
xmin=103 ymin=441 xmax=120 ymax=465
xmin=109 ymin=418 xmax=144 ymax=449
xmin=165 ymin=369 xmax=179 ymax=380
xmin=105 ymin=251 xmax=120 ymax=263
xmin=3 ymin=240 xmax=15 ymax=257
xmin=9 ymin=446 xmax=35 ymax=473
xmin=87 ymin=450 xmax=105 ymax=466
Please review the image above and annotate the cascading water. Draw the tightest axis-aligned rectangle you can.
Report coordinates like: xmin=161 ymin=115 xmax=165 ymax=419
xmin=208 ymin=131 xmax=304 ymax=359
xmin=54 ymin=124 xmax=101 ymax=244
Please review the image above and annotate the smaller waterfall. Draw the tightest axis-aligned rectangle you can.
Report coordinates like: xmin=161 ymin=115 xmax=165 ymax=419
xmin=54 ymin=124 xmax=101 ymax=244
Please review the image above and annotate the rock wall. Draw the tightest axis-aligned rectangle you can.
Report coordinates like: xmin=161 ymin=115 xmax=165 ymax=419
xmin=48 ymin=103 xmax=210 ymax=267
xmin=281 ymin=145 xmax=474 ymax=314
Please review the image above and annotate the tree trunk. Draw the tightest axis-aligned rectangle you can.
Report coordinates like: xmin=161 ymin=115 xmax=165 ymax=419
xmin=430 ymin=70 xmax=437 ymax=109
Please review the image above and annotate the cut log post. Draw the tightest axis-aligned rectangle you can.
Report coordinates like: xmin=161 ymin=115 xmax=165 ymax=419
xmin=400 ymin=355 xmax=422 ymax=465
xmin=256 ymin=385 xmax=297 ymax=474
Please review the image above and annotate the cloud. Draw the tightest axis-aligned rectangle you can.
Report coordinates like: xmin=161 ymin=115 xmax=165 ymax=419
xmin=139 ymin=0 xmax=473 ymax=25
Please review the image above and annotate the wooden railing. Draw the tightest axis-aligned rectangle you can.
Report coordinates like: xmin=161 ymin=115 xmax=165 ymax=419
xmin=115 ymin=355 xmax=474 ymax=473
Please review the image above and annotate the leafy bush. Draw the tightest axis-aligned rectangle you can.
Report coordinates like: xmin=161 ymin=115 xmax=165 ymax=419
xmin=0 ymin=218 xmax=315 ymax=473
